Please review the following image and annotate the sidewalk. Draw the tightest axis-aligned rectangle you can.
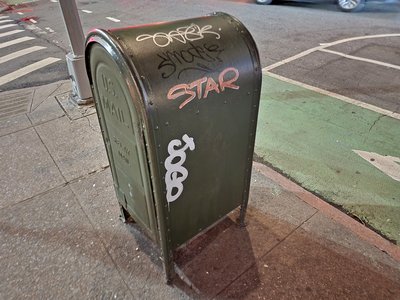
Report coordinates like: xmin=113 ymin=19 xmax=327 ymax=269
xmin=0 ymin=81 xmax=399 ymax=299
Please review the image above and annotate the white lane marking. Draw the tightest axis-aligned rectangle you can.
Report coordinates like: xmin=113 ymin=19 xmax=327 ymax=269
xmin=45 ymin=27 xmax=55 ymax=33
xmin=26 ymin=24 xmax=47 ymax=35
xmin=353 ymin=150 xmax=400 ymax=182
xmin=0 ymin=57 xmax=61 ymax=86
xmin=29 ymin=18 xmax=37 ymax=24
xmin=17 ymin=12 xmax=24 ymax=15
xmin=0 ymin=16 xmax=10 ymax=20
xmin=264 ymin=71 xmax=400 ymax=121
xmin=82 ymin=10 xmax=92 ymax=13
xmin=264 ymin=33 xmax=400 ymax=71
xmin=0 ymin=24 xmax=17 ymax=30
xmin=264 ymin=47 xmax=326 ymax=71
xmin=0 ymin=29 xmax=24 ymax=38
xmin=106 ymin=17 xmax=120 ymax=23
xmin=319 ymin=49 xmax=400 ymax=71
xmin=0 ymin=36 xmax=35 ymax=49
xmin=321 ymin=33 xmax=400 ymax=46
xmin=50 ymin=0 xmax=58 ymax=2
xmin=0 ymin=20 xmax=13 ymax=24
xmin=0 ymin=46 xmax=46 ymax=65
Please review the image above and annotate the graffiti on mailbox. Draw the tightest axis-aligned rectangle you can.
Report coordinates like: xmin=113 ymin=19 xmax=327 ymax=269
xmin=136 ymin=23 xmax=221 ymax=48
xmin=164 ymin=134 xmax=195 ymax=203
xmin=167 ymin=67 xmax=240 ymax=109
xmin=157 ymin=42 xmax=224 ymax=79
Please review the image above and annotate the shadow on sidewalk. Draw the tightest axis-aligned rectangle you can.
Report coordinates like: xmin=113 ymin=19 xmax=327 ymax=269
xmin=174 ymin=212 xmax=261 ymax=298
xmin=1 ymin=193 xmax=399 ymax=298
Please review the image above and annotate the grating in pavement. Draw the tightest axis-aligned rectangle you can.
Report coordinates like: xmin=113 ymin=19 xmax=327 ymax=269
xmin=0 ymin=90 xmax=32 ymax=120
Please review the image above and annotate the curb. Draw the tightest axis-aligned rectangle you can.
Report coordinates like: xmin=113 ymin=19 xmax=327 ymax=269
xmin=253 ymin=161 xmax=400 ymax=263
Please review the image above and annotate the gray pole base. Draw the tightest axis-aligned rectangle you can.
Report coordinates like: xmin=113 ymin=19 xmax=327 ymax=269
xmin=66 ymin=53 xmax=93 ymax=105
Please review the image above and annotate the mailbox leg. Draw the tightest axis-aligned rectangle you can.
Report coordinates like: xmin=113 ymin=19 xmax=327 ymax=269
xmin=163 ymin=252 xmax=175 ymax=285
xmin=238 ymin=204 xmax=248 ymax=228
xmin=238 ymin=188 xmax=250 ymax=228
xmin=119 ymin=204 xmax=130 ymax=223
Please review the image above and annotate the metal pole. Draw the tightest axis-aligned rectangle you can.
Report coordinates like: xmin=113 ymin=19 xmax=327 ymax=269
xmin=59 ymin=0 xmax=92 ymax=105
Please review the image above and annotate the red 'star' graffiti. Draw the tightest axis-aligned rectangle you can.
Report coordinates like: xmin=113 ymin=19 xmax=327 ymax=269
xmin=167 ymin=67 xmax=240 ymax=109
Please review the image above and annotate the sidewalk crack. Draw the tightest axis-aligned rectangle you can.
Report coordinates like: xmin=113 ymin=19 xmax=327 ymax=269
xmin=86 ymin=116 xmax=97 ymax=133
xmin=32 ymin=125 xmax=68 ymax=183
xmin=214 ymin=210 xmax=318 ymax=299
xmin=69 ymin=186 xmax=137 ymax=299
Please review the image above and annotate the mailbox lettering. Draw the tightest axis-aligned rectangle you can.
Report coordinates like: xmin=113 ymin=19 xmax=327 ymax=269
xmin=100 ymin=73 xmax=130 ymax=129
xmin=102 ymin=95 xmax=129 ymax=129
xmin=167 ymin=67 xmax=240 ymax=109
xmin=113 ymin=137 xmax=131 ymax=165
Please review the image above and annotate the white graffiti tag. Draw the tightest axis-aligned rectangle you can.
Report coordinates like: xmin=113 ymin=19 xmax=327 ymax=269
xmin=136 ymin=23 xmax=221 ymax=48
xmin=164 ymin=134 xmax=195 ymax=203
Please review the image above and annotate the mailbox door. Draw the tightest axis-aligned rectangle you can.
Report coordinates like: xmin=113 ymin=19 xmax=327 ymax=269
xmin=89 ymin=44 xmax=158 ymax=240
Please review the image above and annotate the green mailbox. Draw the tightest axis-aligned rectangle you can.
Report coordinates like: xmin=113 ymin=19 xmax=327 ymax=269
xmin=85 ymin=12 xmax=261 ymax=282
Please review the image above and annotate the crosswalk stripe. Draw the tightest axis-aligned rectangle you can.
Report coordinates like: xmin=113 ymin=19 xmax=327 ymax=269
xmin=0 ymin=20 xmax=13 ymax=24
xmin=106 ymin=17 xmax=120 ymax=23
xmin=0 ymin=16 xmax=10 ymax=20
xmin=0 ymin=24 xmax=17 ymax=30
xmin=0 ymin=46 xmax=46 ymax=65
xmin=0 ymin=36 xmax=35 ymax=49
xmin=0 ymin=29 xmax=24 ymax=38
xmin=0 ymin=57 xmax=61 ymax=86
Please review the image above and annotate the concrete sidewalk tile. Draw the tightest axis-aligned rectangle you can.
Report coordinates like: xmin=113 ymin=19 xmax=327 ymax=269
xmin=249 ymin=168 xmax=317 ymax=226
xmin=218 ymin=228 xmax=400 ymax=299
xmin=174 ymin=207 xmax=295 ymax=298
xmin=300 ymin=211 xmax=400 ymax=279
xmin=34 ymin=115 xmax=109 ymax=182
xmin=0 ymin=128 xmax=65 ymax=208
xmin=56 ymin=92 xmax=96 ymax=120
xmin=69 ymin=169 xmax=190 ymax=299
xmin=0 ymin=113 xmax=31 ymax=137
xmin=0 ymin=89 xmax=33 ymax=121
xmin=0 ymin=185 xmax=132 ymax=299
xmin=28 ymin=94 xmax=65 ymax=125
xmin=53 ymin=80 xmax=72 ymax=96
xmin=30 ymin=82 xmax=63 ymax=111
xmin=69 ymin=169 xmax=122 ymax=247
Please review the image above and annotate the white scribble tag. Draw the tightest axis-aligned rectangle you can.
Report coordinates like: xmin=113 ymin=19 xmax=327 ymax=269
xmin=136 ymin=23 xmax=221 ymax=48
xmin=164 ymin=134 xmax=195 ymax=203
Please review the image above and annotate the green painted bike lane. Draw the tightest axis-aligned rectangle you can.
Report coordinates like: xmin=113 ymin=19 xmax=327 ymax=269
xmin=255 ymin=74 xmax=400 ymax=244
